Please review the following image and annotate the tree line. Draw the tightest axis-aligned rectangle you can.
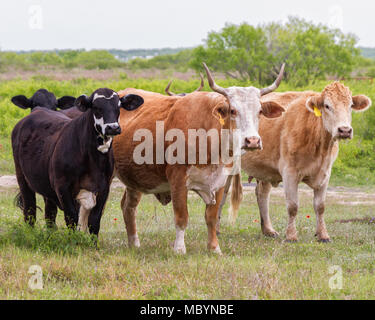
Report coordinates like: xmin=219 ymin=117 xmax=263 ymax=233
xmin=0 ymin=17 xmax=374 ymax=86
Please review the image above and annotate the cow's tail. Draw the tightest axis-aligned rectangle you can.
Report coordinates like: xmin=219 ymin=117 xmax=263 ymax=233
xmin=13 ymin=191 xmax=42 ymax=212
xmin=14 ymin=192 xmax=24 ymax=210
xmin=228 ymin=174 xmax=243 ymax=224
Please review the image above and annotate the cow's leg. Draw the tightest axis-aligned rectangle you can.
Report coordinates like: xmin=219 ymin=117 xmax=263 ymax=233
xmin=282 ymin=170 xmax=299 ymax=242
xmin=76 ymin=190 xmax=97 ymax=233
xmin=57 ymin=187 xmax=79 ymax=228
xmin=88 ymin=188 xmax=110 ymax=237
xmin=256 ymin=180 xmax=278 ymax=237
xmin=17 ymin=174 xmax=36 ymax=226
xmin=216 ymin=175 xmax=233 ymax=235
xmin=313 ymin=183 xmax=330 ymax=242
xmin=44 ymin=197 xmax=57 ymax=229
xmin=168 ymin=168 xmax=188 ymax=254
xmin=205 ymin=187 xmax=224 ymax=254
xmin=121 ymin=188 xmax=142 ymax=248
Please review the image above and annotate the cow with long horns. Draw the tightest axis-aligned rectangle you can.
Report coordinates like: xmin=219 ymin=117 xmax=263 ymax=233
xmin=113 ymin=63 xmax=286 ymax=254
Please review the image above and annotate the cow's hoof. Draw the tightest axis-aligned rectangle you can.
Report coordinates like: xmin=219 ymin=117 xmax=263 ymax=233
xmin=263 ymin=230 xmax=279 ymax=238
xmin=210 ymin=245 xmax=222 ymax=255
xmin=173 ymin=242 xmax=186 ymax=254
xmin=285 ymin=239 xmax=298 ymax=243
xmin=318 ymin=238 xmax=331 ymax=243
xmin=128 ymin=235 xmax=141 ymax=248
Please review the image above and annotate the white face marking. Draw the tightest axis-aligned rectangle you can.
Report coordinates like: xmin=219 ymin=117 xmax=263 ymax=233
xmin=322 ymin=98 xmax=352 ymax=138
xmin=93 ymin=115 xmax=119 ymax=137
xmin=92 ymin=92 xmax=118 ymax=102
xmin=97 ymin=137 xmax=113 ymax=154
xmin=225 ymin=87 xmax=262 ymax=148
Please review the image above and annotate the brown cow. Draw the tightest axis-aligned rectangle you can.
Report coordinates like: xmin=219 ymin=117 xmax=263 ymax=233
xmin=113 ymin=63 xmax=286 ymax=254
xmin=225 ymin=82 xmax=371 ymax=242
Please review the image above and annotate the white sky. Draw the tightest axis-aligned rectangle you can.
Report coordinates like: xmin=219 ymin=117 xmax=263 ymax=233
xmin=0 ymin=0 xmax=374 ymax=50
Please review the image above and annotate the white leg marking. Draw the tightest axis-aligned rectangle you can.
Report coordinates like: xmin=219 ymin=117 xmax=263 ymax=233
xmin=174 ymin=227 xmax=186 ymax=254
xmin=128 ymin=234 xmax=141 ymax=248
xmin=213 ymin=245 xmax=222 ymax=255
xmin=76 ymin=190 xmax=96 ymax=232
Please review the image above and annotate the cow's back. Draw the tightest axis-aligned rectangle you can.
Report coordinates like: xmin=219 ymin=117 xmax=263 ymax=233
xmin=12 ymin=108 xmax=70 ymax=197
xmin=114 ymin=89 xmax=180 ymax=191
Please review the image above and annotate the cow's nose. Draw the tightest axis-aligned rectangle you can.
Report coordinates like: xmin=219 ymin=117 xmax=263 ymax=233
xmin=244 ymin=137 xmax=261 ymax=150
xmin=105 ymin=124 xmax=121 ymax=136
xmin=338 ymin=126 xmax=352 ymax=139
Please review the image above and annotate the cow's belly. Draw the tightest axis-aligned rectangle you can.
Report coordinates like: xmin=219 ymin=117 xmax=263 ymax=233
xmin=241 ymin=159 xmax=282 ymax=185
xmin=116 ymin=164 xmax=168 ymax=191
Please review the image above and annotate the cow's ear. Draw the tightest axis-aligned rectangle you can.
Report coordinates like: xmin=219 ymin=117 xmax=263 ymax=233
xmin=213 ymin=104 xmax=230 ymax=121
xmin=352 ymin=95 xmax=371 ymax=112
xmin=261 ymin=101 xmax=285 ymax=118
xmin=57 ymin=96 xmax=76 ymax=110
xmin=74 ymin=95 xmax=91 ymax=112
xmin=306 ymin=95 xmax=324 ymax=113
xmin=120 ymin=94 xmax=144 ymax=111
xmin=11 ymin=95 xmax=32 ymax=109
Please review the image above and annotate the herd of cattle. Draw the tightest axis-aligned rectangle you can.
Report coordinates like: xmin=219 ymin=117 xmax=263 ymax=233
xmin=9 ymin=63 xmax=372 ymax=254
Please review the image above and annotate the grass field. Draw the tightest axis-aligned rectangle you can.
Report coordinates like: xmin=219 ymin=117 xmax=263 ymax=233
xmin=1 ymin=182 xmax=374 ymax=300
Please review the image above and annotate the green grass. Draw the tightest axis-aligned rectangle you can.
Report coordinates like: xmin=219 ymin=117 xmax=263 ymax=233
xmin=0 ymin=185 xmax=374 ymax=299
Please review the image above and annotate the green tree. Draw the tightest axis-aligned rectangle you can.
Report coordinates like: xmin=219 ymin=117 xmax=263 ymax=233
xmin=191 ymin=17 xmax=360 ymax=86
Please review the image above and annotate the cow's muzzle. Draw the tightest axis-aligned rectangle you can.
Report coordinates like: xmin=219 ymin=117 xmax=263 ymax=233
xmin=337 ymin=126 xmax=353 ymax=139
xmin=243 ymin=137 xmax=262 ymax=151
xmin=105 ymin=124 xmax=121 ymax=136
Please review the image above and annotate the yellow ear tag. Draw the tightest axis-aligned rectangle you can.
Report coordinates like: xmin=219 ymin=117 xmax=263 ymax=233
xmin=218 ymin=114 xmax=225 ymax=126
xmin=313 ymin=106 xmax=322 ymax=117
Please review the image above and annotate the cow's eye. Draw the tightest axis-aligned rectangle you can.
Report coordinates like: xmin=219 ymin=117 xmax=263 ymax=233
xmin=324 ymin=104 xmax=330 ymax=110
xmin=230 ymin=109 xmax=237 ymax=116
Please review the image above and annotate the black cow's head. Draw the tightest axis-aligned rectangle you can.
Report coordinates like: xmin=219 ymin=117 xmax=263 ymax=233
xmin=74 ymin=88 xmax=144 ymax=137
xmin=11 ymin=89 xmax=76 ymax=111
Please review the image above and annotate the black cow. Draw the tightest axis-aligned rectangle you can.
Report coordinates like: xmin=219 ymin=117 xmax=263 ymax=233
xmin=12 ymin=88 xmax=144 ymax=236
xmin=11 ymin=88 xmax=76 ymax=112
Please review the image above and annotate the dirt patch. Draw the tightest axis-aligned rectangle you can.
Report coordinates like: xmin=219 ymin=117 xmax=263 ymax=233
xmin=0 ymin=175 xmax=17 ymax=188
xmin=0 ymin=175 xmax=126 ymax=192
xmin=335 ymin=217 xmax=375 ymax=224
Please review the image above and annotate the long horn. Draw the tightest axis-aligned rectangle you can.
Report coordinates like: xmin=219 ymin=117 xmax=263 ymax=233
xmin=260 ymin=63 xmax=285 ymax=96
xmin=194 ymin=73 xmax=205 ymax=92
xmin=165 ymin=80 xmax=176 ymax=96
xmin=202 ymin=63 xmax=227 ymax=96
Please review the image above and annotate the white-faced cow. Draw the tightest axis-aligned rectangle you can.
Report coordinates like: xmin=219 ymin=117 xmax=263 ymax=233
xmin=12 ymin=88 xmax=144 ymax=236
xmin=165 ymin=74 xmax=205 ymax=97
xmin=113 ymin=63 xmax=285 ymax=254
xmin=225 ymin=82 xmax=371 ymax=242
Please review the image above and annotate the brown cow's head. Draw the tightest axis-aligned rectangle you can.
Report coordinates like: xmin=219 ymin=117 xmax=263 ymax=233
xmin=306 ymin=82 xmax=371 ymax=140
xmin=203 ymin=63 xmax=285 ymax=152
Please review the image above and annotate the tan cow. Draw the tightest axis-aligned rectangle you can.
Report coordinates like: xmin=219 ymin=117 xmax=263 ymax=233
xmin=113 ymin=64 xmax=286 ymax=254
xmin=225 ymin=82 xmax=371 ymax=242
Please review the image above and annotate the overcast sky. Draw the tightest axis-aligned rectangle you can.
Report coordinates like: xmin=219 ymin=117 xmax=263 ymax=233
xmin=0 ymin=0 xmax=374 ymax=51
